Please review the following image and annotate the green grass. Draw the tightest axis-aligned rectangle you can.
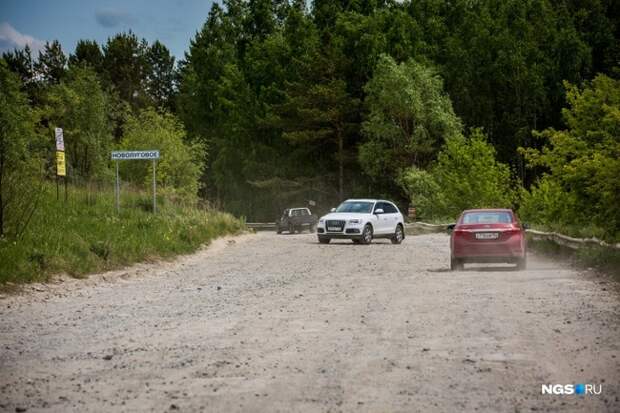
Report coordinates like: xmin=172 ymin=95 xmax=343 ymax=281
xmin=528 ymin=237 xmax=620 ymax=281
xmin=0 ymin=184 xmax=246 ymax=285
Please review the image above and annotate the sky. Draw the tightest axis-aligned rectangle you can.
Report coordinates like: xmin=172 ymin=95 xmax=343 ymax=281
xmin=0 ymin=0 xmax=217 ymax=60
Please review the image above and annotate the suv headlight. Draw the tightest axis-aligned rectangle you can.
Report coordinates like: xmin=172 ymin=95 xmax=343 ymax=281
xmin=348 ymin=219 xmax=362 ymax=224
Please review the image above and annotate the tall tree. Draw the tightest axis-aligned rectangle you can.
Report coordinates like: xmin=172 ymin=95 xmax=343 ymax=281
xmin=102 ymin=32 xmax=150 ymax=109
xmin=2 ymin=46 xmax=35 ymax=87
xmin=359 ymin=54 xmax=461 ymax=198
xmin=1 ymin=46 xmax=38 ymax=101
xmin=521 ymin=75 xmax=620 ymax=239
xmin=0 ymin=60 xmax=43 ymax=238
xmin=246 ymin=0 xmax=276 ymax=39
xmin=278 ymin=76 xmax=359 ymax=201
xmin=69 ymin=40 xmax=104 ymax=73
xmin=35 ymin=40 xmax=67 ymax=85
xmin=145 ymin=40 xmax=176 ymax=109
xmin=43 ymin=66 xmax=112 ymax=179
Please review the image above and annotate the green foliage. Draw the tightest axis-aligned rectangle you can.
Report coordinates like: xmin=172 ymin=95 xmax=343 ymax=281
xmin=0 ymin=0 xmax=617 ymax=230
xmin=43 ymin=66 xmax=113 ymax=179
xmin=120 ymin=109 xmax=205 ymax=203
xmin=360 ymin=54 xmax=461 ymax=184
xmin=397 ymin=166 xmax=442 ymax=219
xmin=521 ymin=75 xmax=620 ymax=240
xmin=34 ymin=40 xmax=67 ymax=85
xmin=401 ymin=129 xmax=515 ymax=220
xmin=69 ymin=40 xmax=104 ymax=72
xmin=0 ymin=60 xmax=44 ymax=238
xmin=145 ymin=41 xmax=176 ymax=110
xmin=175 ymin=0 xmax=619 ymax=220
xmin=102 ymin=32 xmax=151 ymax=109
xmin=2 ymin=46 xmax=37 ymax=95
xmin=0 ymin=183 xmax=245 ymax=284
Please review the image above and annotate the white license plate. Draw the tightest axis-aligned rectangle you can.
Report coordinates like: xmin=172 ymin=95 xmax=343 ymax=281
xmin=328 ymin=227 xmax=341 ymax=231
xmin=475 ymin=232 xmax=499 ymax=240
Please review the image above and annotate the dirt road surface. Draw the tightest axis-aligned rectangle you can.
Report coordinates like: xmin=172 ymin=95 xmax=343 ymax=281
xmin=1 ymin=232 xmax=619 ymax=412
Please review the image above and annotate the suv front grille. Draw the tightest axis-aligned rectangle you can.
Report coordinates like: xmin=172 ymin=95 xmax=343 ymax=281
xmin=325 ymin=220 xmax=345 ymax=232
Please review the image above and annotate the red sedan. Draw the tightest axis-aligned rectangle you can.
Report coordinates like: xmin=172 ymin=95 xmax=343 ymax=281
xmin=449 ymin=209 xmax=527 ymax=271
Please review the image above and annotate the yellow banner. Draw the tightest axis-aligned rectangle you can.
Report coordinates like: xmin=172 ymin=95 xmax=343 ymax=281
xmin=56 ymin=151 xmax=66 ymax=176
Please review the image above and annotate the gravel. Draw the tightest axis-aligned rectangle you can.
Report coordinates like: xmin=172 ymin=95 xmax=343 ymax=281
xmin=1 ymin=232 xmax=619 ymax=412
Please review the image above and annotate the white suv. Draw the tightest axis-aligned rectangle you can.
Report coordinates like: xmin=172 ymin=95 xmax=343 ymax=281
xmin=317 ymin=199 xmax=405 ymax=244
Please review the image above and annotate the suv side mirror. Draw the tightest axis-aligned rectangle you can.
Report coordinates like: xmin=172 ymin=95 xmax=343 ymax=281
xmin=330 ymin=207 xmax=336 ymax=212
xmin=522 ymin=223 xmax=529 ymax=230
xmin=374 ymin=208 xmax=384 ymax=214
xmin=447 ymin=223 xmax=456 ymax=232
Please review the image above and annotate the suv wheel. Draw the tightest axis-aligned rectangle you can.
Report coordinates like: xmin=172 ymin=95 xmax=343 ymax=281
xmin=360 ymin=224 xmax=373 ymax=245
xmin=450 ymin=257 xmax=464 ymax=271
xmin=516 ymin=255 xmax=527 ymax=271
xmin=391 ymin=224 xmax=404 ymax=244
xmin=288 ymin=224 xmax=295 ymax=234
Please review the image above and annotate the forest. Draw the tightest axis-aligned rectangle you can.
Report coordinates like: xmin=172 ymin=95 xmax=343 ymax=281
xmin=1 ymin=0 xmax=619 ymax=241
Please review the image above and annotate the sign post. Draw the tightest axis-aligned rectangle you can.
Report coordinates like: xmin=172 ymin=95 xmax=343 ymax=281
xmin=111 ymin=150 xmax=160 ymax=213
xmin=115 ymin=161 xmax=120 ymax=213
xmin=55 ymin=128 xmax=66 ymax=201
xmin=152 ymin=159 xmax=157 ymax=213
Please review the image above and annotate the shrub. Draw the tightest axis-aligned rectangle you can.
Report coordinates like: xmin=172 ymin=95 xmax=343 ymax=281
xmin=120 ymin=109 xmax=205 ymax=203
xmin=400 ymin=129 xmax=515 ymax=220
xmin=521 ymin=75 xmax=620 ymax=241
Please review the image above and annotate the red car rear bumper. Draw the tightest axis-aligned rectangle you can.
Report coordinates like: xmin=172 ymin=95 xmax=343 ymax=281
xmin=451 ymin=234 xmax=525 ymax=260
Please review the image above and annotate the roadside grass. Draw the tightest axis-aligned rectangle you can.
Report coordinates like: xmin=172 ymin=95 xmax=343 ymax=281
xmin=0 ymin=184 xmax=245 ymax=285
xmin=528 ymin=238 xmax=620 ymax=281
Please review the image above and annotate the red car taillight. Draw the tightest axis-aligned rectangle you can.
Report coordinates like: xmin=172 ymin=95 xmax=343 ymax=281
xmin=504 ymin=229 xmax=521 ymax=236
xmin=453 ymin=229 xmax=468 ymax=240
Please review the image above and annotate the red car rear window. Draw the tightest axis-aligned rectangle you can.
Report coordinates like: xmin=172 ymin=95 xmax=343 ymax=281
xmin=462 ymin=212 xmax=513 ymax=224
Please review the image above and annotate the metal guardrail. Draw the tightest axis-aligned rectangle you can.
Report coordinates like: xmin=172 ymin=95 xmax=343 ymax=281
xmin=246 ymin=222 xmax=277 ymax=230
xmin=247 ymin=221 xmax=620 ymax=250
xmin=245 ymin=222 xmax=450 ymax=232
xmin=526 ymin=229 xmax=620 ymax=250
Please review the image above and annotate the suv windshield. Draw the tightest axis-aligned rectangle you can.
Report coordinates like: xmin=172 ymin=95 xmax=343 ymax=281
xmin=335 ymin=201 xmax=374 ymax=213
xmin=291 ymin=209 xmax=309 ymax=216
xmin=462 ymin=212 xmax=513 ymax=224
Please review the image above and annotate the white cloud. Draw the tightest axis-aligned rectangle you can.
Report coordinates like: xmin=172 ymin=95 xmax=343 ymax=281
xmin=0 ymin=22 xmax=45 ymax=55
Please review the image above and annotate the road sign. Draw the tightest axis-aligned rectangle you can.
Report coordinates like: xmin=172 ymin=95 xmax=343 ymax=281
xmin=111 ymin=150 xmax=160 ymax=160
xmin=56 ymin=151 xmax=66 ymax=176
xmin=112 ymin=149 xmax=160 ymax=214
xmin=55 ymin=128 xmax=64 ymax=151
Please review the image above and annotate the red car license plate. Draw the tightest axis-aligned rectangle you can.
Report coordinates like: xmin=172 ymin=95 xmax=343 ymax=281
xmin=475 ymin=232 xmax=499 ymax=240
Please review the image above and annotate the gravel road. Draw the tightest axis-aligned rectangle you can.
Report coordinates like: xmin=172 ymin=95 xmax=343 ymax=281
xmin=1 ymin=232 xmax=619 ymax=412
